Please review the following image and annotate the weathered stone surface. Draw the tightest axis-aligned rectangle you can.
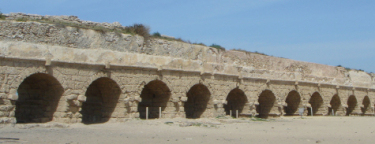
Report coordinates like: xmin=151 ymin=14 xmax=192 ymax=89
xmin=0 ymin=13 xmax=373 ymax=124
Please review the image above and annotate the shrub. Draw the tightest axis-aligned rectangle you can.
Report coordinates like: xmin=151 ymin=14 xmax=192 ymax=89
xmin=16 ymin=17 xmax=28 ymax=22
xmin=209 ymin=44 xmax=225 ymax=51
xmin=152 ymin=32 xmax=161 ymax=37
xmin=125 ymin=24 xmax=150 ymax=41
xmin=0 ymin=10 xmax=5 ymax=20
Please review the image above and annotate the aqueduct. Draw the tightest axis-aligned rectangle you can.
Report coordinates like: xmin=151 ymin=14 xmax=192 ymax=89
xmin=0 ymin=13 xmax=374 ymax=124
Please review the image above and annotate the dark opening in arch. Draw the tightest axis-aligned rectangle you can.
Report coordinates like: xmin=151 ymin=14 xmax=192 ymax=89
xmin=185 ymin=84 xmax=211 ymax=119
xmin=284 ymin=90 xmax=301 ymax=116
xmin=224 ymin=88 xmax=248 ymax=117
xmin=81 ymin=77 xmax=121 ymax=124
xmin=308 ymin=92 xmax=323 ymax=116
xmin=16 ymin=73 xmax=64 ymax=123
xmin=257 ymin=90 xmax=276 ymax=118
xmin=362 ymin=96 xmax=371 ymax=115
xmin=329 ymin=94 xmax=341 ymax=115
xmin=138 ymin=80 xmax=171 ymax=119
xmin=346 ymin=95 xmax=357 ymax=115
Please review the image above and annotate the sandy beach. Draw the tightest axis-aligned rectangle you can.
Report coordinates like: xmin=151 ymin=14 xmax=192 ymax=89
xmin=1 ymin=116 xmax=375 ymax=144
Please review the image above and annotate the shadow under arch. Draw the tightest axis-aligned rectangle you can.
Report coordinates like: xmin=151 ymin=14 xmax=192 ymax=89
xmin=257 ymin=90 xmax=276 ymax=118
xmin=329 ymin=94 xmax=341 ymax=115
xmin=224 ymin=88 xmax=248 ymax=117
xmin=346 ymin=95 xmax=358 ymax=115
xmin=16 ymin=73 xmax=64 ymax=123
xmin=138 ymin=80 xmax=171 ymax=119
xmin=362 ymin=96 xmax=371 ymax=115
xmin=81 ymin=77 xmax=121 ymax=124
xmin=185 ymin=84 xmax=211 ymax=119
xmin=308 ymin=92 xmax=323 ymax=116
xmin=284 ymin=90 xmax=301 ymax=116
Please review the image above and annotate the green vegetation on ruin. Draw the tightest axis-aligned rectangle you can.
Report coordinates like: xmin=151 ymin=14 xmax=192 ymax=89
xmin=231 ymin=48 xmax=269 ymax=56
xmin=337 ymin=65 xmax=366 ymax=72
xmin=0 ymin=11 xmax=5 ymax=20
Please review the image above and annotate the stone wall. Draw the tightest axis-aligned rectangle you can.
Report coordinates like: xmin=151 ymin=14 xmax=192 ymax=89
xmin=0 ymin=14 xmax=374 ymax=124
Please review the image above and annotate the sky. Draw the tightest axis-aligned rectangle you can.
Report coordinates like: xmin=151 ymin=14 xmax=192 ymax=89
xmin=1 ymin=0 xmax=375 ymax=73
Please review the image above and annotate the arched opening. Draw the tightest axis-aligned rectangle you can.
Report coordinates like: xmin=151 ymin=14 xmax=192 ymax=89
xmin=138 ymin=80 xmax=171 ymax=119
xmin=224 ymin=88 xmax=248 ymax=117
xmin=257 ymin=90 xmax=276 ymax=118
xmin=308 ymin=92 xmax=323 ymax=116
xmin=185 ymin=84 xmax=211 ymax=119
xmin=362 ymin=96 xmax=371 ymax=115
xmin=346 ymin=95 xmax=357 ymax=115
xmin=329 ymin=94 xmax=341 ymax=115
xmin=284 ymin=90 xmax=301 ymax=116
xmin=16 ymin=73 xmax=64 ymax=123
xmin=81 ymin=77 xmax=121 ymax=124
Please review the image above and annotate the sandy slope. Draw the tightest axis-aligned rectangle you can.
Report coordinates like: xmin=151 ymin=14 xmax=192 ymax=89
xmin=0 ymin=116 xmax=374 ymax=144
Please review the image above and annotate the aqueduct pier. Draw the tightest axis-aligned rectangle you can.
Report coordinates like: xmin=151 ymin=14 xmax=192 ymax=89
xmin=0 ymin=14 xmax=374 ymax=124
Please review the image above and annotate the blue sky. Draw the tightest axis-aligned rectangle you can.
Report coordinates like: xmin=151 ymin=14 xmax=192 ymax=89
xmin=1 ymin=0 xmax=374 ymax=73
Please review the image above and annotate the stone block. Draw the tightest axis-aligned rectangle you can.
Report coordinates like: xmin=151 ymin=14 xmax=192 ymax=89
xmin=130 ymin=107 xmax=138 ymax=112
xmin=123 ymin=98 xmax=130 ymax=103
xmin=60 ymin=118 xmax=71 ymax=123
xmin=180 ymin=96 xmax=188 ymax=102
xmin=134 ymin=112 xmax=140 ymax=118
xmin=56 ymin=105 xmax=69 ymax=112
xmin=8 ymin=111 xmax=15 ymax=117
xmin=0 ymin=93 xmax=7 ymax=99
xmin=53 ymin=112 xmax=61 ymax=118
xmin=7 ymin=94 xmax=18 ymax=101
xmin=213 ymin=99 xmax=220 ymax=105
xmin=171 ymin=97 xmax=180 ymax=103
xmin=134 ymin=96 xmax=142 ymax=102
xmin=77 ymin=95 xmax=86 ymax=102
xmin=66 ymin=94 xmax=78 ymax=101
xmin=179 ymin=107 xmax=184 ymax=112
xmin=73 ymin=100 xmax=81 ymax=106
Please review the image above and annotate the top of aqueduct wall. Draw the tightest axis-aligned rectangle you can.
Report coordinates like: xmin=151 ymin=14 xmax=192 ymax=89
xmin=0 ymin=13 xmax=374 ymax=89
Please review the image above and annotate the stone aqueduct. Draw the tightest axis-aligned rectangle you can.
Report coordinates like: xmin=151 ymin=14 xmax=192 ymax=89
xmin=0 ymin=14 xmax=374 ymax=124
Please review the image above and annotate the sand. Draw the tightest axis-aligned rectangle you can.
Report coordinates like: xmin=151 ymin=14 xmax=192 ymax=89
xmin=0 ymin=116 xmax=374 ymax=144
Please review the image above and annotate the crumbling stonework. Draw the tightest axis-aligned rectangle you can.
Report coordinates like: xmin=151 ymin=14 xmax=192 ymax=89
xmin=0 ymin=14 xmax=374 ymax=124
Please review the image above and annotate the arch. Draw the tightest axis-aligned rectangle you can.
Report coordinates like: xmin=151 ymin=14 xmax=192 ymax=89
xmin=12 ymin=68 xmax=51 ymax=91
xmin=346 ymin=95 xmax=357 ymax=115
xmin=284 ymin=90 xmax=301 ymax=116
xmin=308 ymin=92 xmax=323 ymax=116
xmin=361 ymin=96 xmax=371 ymax=115
xmin=138 ymin=80 xmax=171 ymax=119
xmin=81 ymin=77 xmax=121 ymax=124
xmin=80 ymin=72 xmax=115 ymax=93
xmin=257 ymin=90 xmax=276 ymax=118
xmin=329 ymin=94 xmax=341 ymax=115
xmin=224 ymin=88 xmax=248 ymax=117
xmin=15 ymin=73 xmax=64 ymax=123
xmin=184 ymin=84 xmax=211 ymax=119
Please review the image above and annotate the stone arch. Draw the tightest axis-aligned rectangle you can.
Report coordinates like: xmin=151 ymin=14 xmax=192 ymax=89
xmin=185 ymin=84 xmax=211 ymax=119
xmin=284 ymin=90 xmax=301 ymax=116
xmin=224 ymin=88 xmax=248 ymax=117
xmin=11 ymin=68 xmax=62 ymax=91
xmin=329 ymin=94 xmax=341 ymax=115
xmin=138 ymin=80 xmax=171 ymax=119
xmin=257 ymin=89 xmax=276 ymax=118
xmin=361 ymin=96 xmax=371 ymax=115
xmin=80 ymin=72 xmax=114 ymax=94
xmin=81 ymin=77 xmax=121 ymax=124
xmin=346 ymin=95 xmax=358 ymax=115
xmin=308 ymin=92 xmax=324 ymax=116
xmin=183 ymin=78 xmax=212 ymax=94
xmin=15 ymin=73 xmax=64 ymax=123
